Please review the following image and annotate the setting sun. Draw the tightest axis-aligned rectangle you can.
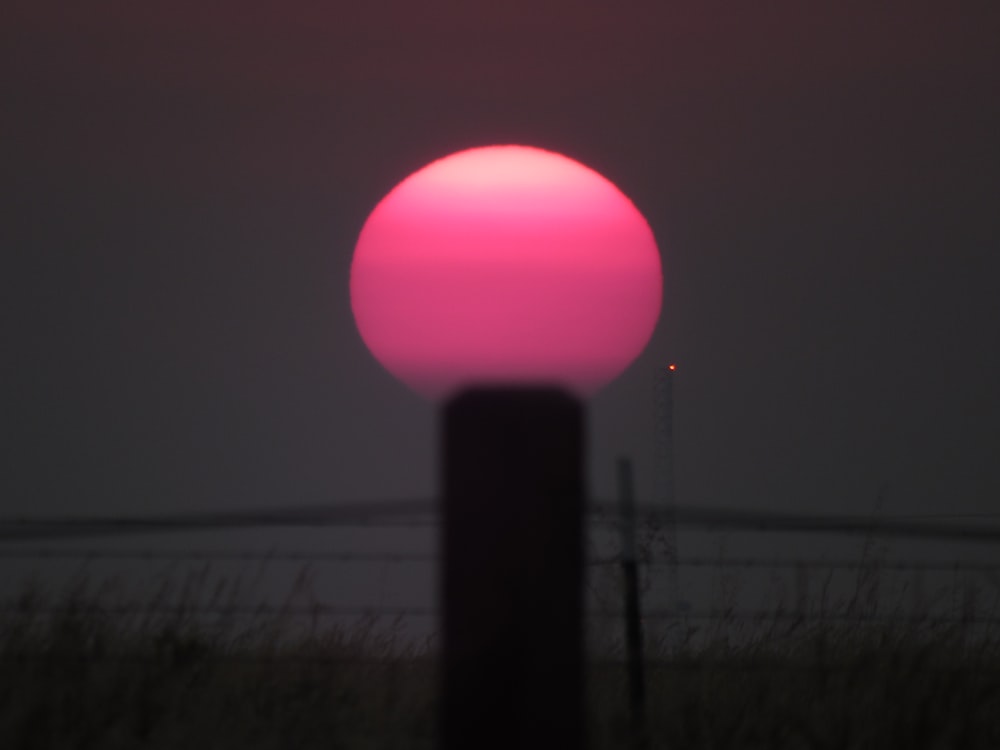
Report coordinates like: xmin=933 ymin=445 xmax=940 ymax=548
xmin=350 ymin=145 xmax=663 ymax=399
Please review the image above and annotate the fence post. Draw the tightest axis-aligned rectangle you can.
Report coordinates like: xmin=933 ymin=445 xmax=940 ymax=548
xmin=617 ymin=457 xmax=647 ymax=748
xmin=441 ymin=388 xmax=584 ymax=750
xmin=962 ymin=575 xmax=978 ymax=642
xmin=795 ymin=562 xmax=808 ymax=621
xmin=911 ymin=568 xmax=926 ymax=622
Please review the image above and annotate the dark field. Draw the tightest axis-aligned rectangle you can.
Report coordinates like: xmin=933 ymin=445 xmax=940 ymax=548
xmin=2 ymin=570 xmax=999 ymax=749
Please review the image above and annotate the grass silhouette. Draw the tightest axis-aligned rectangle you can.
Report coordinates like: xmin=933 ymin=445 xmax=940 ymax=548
xmin=1 ymin=556 xmax=999 ymax=748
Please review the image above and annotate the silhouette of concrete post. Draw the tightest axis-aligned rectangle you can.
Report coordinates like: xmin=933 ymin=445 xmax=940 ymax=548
xmin=441 ymin=387 xmax=584 ymax=750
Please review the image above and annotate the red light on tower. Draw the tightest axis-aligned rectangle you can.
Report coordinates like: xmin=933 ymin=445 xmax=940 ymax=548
xmin=668 ymin=363 xmax=676 ymax=371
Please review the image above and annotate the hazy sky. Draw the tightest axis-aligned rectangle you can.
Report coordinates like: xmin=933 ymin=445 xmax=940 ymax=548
xmin=3 ymin=2 xmax=999 ymax=524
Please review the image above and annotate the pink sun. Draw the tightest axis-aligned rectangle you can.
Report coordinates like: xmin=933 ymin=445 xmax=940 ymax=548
xmin=350 ymin=145 xmax=663 ymax=399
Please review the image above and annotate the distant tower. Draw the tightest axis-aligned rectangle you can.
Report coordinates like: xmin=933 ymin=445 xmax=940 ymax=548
xmin=652 ymin=364 xmax=681 ymax=614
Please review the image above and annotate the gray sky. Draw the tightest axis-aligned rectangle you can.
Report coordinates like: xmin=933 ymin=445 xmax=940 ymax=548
xmin=3 ymin=1 xmax=999 ymax=526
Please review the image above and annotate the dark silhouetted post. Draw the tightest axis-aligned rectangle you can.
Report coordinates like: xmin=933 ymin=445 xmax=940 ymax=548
xmin=441 ymin=388 xmax=584 ymax=750
xmin=618 ymin=457 xmax=647 ymax=748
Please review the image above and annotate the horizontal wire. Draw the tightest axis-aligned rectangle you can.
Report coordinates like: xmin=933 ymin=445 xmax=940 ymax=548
xmin=639 ymin=609 xmax=1000 ymax=624
xmin=4 ymin=652 xmax=995 ymax=672
xmin=1 ymin=549 xmax=997 ymax=574
xmin=5 ymin=502 xmax=1000 ymax=542
xmin=0 ymin=652 xmax=435 ymax=666
xmin=4 ymin=603 xmax=999 ymax=626
xmin=0 ymin=499 xmax=439 ymax=542
xmin=642 ymin=556 xmax=1000 ymax=573
xmin=632 ymin=658 xmax=1000 ymax=673
xmin=0 ymin=549 xmax=623 ymax=567
xmin=0 ymin=549 xmax=439 ymax=563
xmin=0 ymin=604 xmax=437 ymax=617
xmin=595 ymin=504 xmax=1000 ymax=542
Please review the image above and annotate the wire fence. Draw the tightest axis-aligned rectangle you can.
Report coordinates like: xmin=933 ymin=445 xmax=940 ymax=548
xmin=2 ymin=501 xmax=1000 ymax=651
xmin=4 ymin=500 xmax=1000 ymax=541
xmin=2 ymin=546 xmax=994 ymax=574
xmin=0 ymin=564 xmax=996 ymax=631
xmin=4 ymin=509 xmax=999 ymax=750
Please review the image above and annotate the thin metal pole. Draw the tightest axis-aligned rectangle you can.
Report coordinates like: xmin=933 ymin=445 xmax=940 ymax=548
xmin=653 ymin=365 xmax=680 ymax=613
xmin=618 ymin=457 xmax=647 ymax=748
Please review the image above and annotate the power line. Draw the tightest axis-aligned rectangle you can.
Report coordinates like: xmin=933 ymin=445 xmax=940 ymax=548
xmin=0 ymin=652 xmax=435 ymax=666
xmin=4 ymin=651 xmax=998 ymax=673
xmin=1 ymin=547 xmax=997 ymax=573
xmin=644 ymin=556 xmax=1000 ymax=573
xmin=0 ymin=549 xmax=622 ymax=566
xmin=589 ymin=504 xmax=1000 ymax=543
xmin=639 ymin=609 xmax=1000 ymax=625
xmin=0 ymin=499 xmax=438 ymax=542
xmin=0 ymin=603 xmax=437 ymax=618
xmin=0 ymin=549 xmax=438 ymax=563
xmin=640 ymin=658 xmax=1000 ymax=673
xmin=4 ymin=502 xmax=1000 ymax=543
xmin=5 ymin=603 xmax=999 ymax=627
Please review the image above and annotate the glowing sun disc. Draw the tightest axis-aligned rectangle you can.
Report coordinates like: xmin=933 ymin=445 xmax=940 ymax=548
xmin=350 ymin=145 xmax=663 ymax=399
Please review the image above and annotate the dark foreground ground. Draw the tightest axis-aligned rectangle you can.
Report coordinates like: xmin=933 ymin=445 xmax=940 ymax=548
xmin=2 ymin=579 xmax=999 ymax=749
